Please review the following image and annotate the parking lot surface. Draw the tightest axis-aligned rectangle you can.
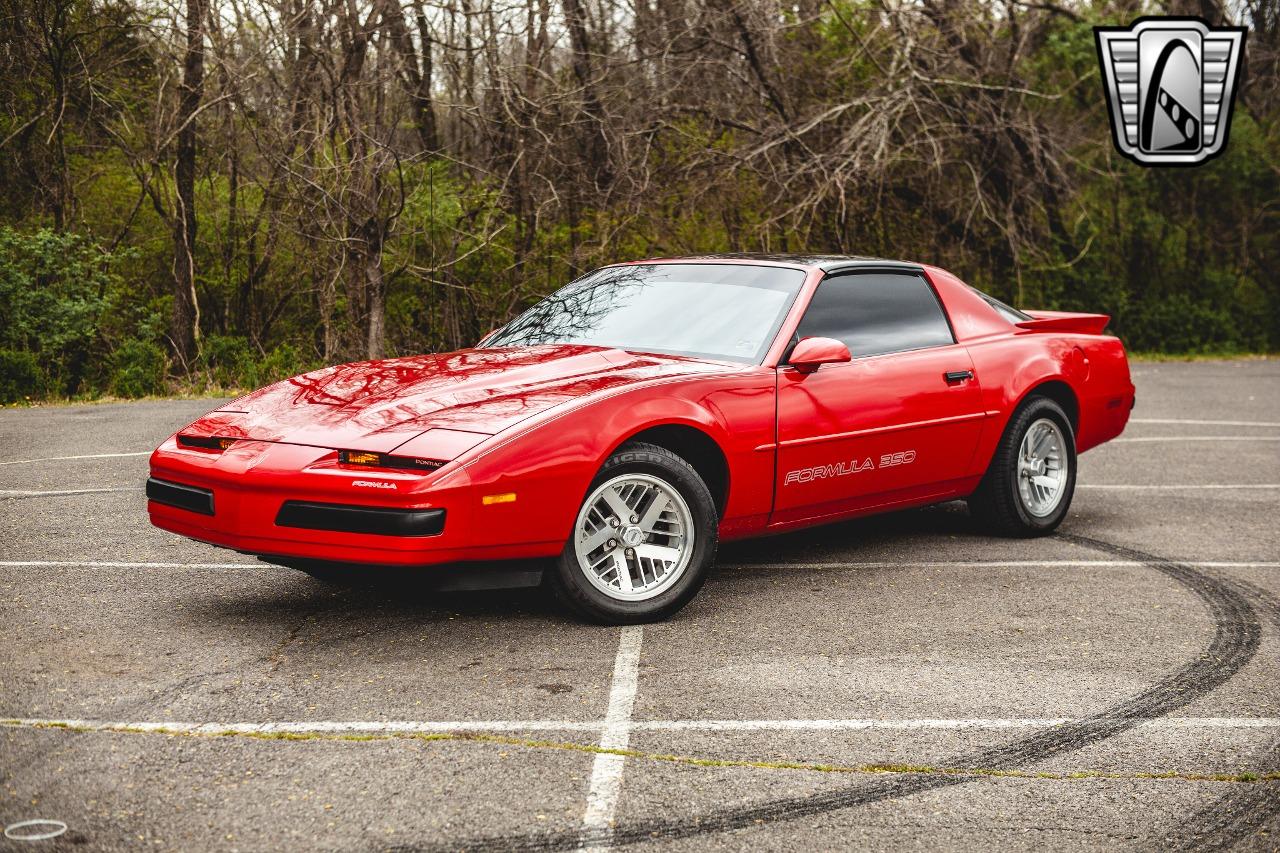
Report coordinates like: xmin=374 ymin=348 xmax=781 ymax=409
xmin=2 ymin=359 xmax=1278 ymax=851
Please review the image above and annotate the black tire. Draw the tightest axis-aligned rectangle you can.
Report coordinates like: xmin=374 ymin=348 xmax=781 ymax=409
xmin=967 ymin=396 xmax=1077 ymax=537
xmin=546 ymin=441 xmax=718 ymax=624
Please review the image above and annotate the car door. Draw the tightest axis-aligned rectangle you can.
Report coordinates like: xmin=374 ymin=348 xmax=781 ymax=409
xmin=772 ymin=269 xmax=986 ymax=524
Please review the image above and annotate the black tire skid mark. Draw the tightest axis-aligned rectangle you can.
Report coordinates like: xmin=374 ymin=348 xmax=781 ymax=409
xmin=414 ymin=533 xmax=1261 ymax=852
xmin=1172 ymin=577 xmax=1280 ymax=852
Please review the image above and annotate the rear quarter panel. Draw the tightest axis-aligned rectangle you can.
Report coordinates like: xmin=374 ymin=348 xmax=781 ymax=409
xmin=1073 ymin=335 xmax=1134 ymax=452
xmin=965 ymin=333 xmax=1132 ymax=471
xmin=925 ymin=265 xmax=1134 ymax=473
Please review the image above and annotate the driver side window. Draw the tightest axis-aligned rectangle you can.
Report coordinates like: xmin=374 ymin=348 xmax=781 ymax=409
xmin=795 ymin=271 xmax=955 ymax=358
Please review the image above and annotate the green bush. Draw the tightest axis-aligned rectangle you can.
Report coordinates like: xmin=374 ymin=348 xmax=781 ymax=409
xmin=0 ymin=348 xmax=46 ymax=403
xmin=199 ymin=334 xmax=255 ymax=388
xmin=109 ymin=339 xmax=167 ymax=397
xmin=247 ymin=343 xmax=307 ymax=387
xmin=194 ymin=335 xmax=309 ymax=389
xmin=1120 ymin=294 xmax=1236 ymax=354
xmin=0 ymin=227 xmax=123 ymax=395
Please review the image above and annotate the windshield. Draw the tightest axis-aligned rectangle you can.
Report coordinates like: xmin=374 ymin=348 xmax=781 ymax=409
xmin=485 ymin=263 xmax=806 ymax=363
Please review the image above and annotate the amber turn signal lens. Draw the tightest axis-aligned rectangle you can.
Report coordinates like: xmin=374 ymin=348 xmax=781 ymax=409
xmin=217 ymin=438 xmax=237 ymax=450
xmin=481 ymin=492 xmax=517 ymax=505
xmin=338 ymin=450 xmax=448 ymax=471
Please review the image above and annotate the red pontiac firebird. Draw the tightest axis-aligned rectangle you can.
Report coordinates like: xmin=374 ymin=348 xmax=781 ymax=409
xmin=148 ymin=256 xmax=1134 ymax=623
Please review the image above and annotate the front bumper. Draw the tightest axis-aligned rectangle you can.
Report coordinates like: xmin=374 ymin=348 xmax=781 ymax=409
xmin=146 ymin=438 xmax=563 ymax=566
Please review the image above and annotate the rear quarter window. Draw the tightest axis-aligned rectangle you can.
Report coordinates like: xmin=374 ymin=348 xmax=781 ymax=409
xmin=973 ymin=288 xmax=1031 ymax=323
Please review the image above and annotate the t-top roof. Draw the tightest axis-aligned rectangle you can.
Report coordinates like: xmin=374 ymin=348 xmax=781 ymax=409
xmin=615 ymin=254 xmax=924 ymax=273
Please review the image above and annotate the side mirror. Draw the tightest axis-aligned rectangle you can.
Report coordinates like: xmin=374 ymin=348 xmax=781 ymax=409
xmin=788 ymin=336 xmax=851 ymax=373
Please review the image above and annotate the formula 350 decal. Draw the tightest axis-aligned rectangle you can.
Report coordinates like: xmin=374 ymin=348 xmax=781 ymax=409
xmin=784 ymin=450 xmax=917 ymax=485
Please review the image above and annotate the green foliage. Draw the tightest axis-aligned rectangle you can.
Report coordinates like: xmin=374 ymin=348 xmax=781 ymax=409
xmin=109 ymin=338 xmax=166 ymax=397
xmin=196 ymin=335 xmax=311 ymax=390
xmin=199 ymin=334 xmax=255 ymax=388
xmin=0 ymin=227 xmax=119 ymax=394
xmin=251 ymin=343 xmax=309 ymax=388
xmin=0 ymin=349 xmax=46 ymax=403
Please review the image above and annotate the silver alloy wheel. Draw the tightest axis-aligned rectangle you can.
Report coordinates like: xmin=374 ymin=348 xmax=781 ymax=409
xmin=573 ymin=473 xmax=695 ymax=602
xmin=1017 ymin=417 xmax=1069 ymax=517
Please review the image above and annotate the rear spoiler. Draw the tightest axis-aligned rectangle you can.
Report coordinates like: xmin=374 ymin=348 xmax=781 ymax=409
xmin=1015 ymin=310 xmax=1111 ymax=335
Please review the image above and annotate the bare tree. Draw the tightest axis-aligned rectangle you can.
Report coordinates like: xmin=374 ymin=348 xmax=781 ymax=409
xmin=170 ymin=0 xmax=206 ymax=366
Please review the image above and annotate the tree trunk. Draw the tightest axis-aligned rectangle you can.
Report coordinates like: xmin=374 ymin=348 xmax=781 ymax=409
xmin=171 ymin=0 xmax=205 ymax=367
xmin=562 ymin=0 xmax=612 ymax=190
xmin=365 ymin=239 xmax=386 ymax=360
xmin=411 ymin=0 xmax=439 ymax=151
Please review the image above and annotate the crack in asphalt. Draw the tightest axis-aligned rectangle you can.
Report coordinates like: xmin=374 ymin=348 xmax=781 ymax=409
xmin=403 ymin=533 xmax=1263 ymax=852
xmin=0 ymin=590 xmax=334 ymax=791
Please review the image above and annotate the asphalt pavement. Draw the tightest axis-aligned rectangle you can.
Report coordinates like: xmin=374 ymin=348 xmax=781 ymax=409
xmin=1 ymin=359 xmax=1278 ymax=851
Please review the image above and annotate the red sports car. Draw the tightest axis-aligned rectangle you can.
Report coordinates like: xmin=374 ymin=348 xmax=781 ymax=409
xmin=148 ymin=256 xmax=1134 ymax=622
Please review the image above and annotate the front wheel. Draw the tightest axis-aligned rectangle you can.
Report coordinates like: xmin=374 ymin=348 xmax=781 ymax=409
xmin=967 ymin=396 xmax=1077 ymax=537
xmin=546 ymin=442 xmax=718 ymax=624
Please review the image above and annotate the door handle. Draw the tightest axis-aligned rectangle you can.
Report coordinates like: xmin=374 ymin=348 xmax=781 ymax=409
xmin=944 ymin=370 xmax=974 ymax=384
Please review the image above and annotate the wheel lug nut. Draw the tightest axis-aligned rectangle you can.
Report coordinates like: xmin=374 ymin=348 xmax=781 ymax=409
xmin=607 ymin=539 xmax=617 ymax=549
xmin=630 ymin=515 xmax=638 ymax=523
xmin=609 ymin=517 xmax=619 ymax=527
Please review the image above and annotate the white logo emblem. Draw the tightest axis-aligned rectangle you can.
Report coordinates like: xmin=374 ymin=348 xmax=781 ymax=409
xmin=351 ymin=480 xmax=397 ymax=490
xmin=1095 ymin=17 xmax=1246 ymax=166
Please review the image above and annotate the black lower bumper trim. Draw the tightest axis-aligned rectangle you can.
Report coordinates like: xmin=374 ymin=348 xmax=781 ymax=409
xmin=276 ymin=501 xmax=445 ymax=537
xmin=260 ymin=557 xmax=543 ymax=590
xmin=146 ymin=477 xmax=215 ymax=516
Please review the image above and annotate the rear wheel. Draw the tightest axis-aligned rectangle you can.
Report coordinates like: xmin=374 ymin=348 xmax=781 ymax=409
xmin=968 ymin=396 xmax=1076 ymax=537
xmin=546 ymin=442 xmax=718 ymax=624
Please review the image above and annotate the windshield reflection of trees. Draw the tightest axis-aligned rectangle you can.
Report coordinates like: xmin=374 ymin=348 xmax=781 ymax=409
xmin=488 ymin=266 xmax=657 ymax=347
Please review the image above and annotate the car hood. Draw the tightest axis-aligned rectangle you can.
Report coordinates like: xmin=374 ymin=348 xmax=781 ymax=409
xmin=181 ymin=344 xmax=735 ymax=452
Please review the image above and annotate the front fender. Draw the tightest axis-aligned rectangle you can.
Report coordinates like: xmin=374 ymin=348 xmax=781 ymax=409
xmin=452 ymin=370 xmax=777 ymax=548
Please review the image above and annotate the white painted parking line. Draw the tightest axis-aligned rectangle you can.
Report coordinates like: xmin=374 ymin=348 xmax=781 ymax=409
xmin=0 ymin=561 xmax=262 ymax=569
xmin=1130 ymin=418 xmax=1280 ymax=428
xmin=632 ymin=718 xmax=1280 ymax=731
xmin=1078 ymin=484 xmax=1280 ymax=490
xmin=1 ymin=718 xmax=604 ymax=733
xmin=0 ymin=488 xmax=136 ymax=498
xmin=5 ymin=717 xmax=1278 ymax=734
xmin=0 ymin=452 xmax=150 ymax=466
xmin=4 ymin=560 xmax=1279 ymax=572
xmin=580 ymin=625 xmax=643 ymax=852
xmin=723 ymin=560 xmax=1280 ymax=571
xmin=1112 ymin=436 xmax=1280 ymax=443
